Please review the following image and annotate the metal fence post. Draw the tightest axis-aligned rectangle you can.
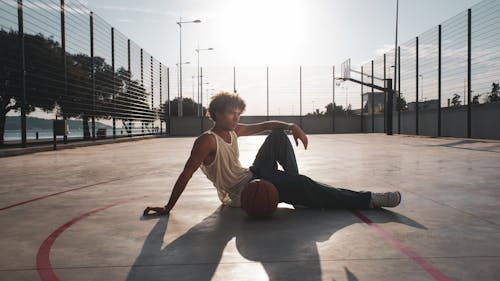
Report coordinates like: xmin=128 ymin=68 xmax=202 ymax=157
xmin=332 ymin=65 xmax=335 ymax=133
xmin=383 ymin=53 xmax=387 ymax=133
xmin=90 ymin=11 xmax=95 ymax=141
xmin=467 ymin=8 xmax=471 ymax=138
xmin=159 ymin=63 xmax=163 ymax=135
xmin=60 ymin=0 xmax=68 ymax=144
xmin=111 ymin=27 xmax=116 ymax=139
xmin=299 ymin=66 xmax=302 ymax=128
xmin=361 ymin=66 xmax=364 ymax=133
xmin=438 ymin=25 xmax=442 ymax=137
xmin=398 ymin=46 xmax=401 ymax=134
xmin=150 ymin=55 xmax=154 ymax=133
xmin=386 ymin=79 xmax=393 ymax=135
xmin=371 ymin=60 xmax=374 ymax=133
xmin=167 ymin=67 xmax=171 ymax=135
xmin=416 ymin=36 xmax=419 ymax=136
xmin=18 ymin=0 xmax=27 ymax=147
xmin=266 ymin=66 xmax=269 ymax=120
xmin=127 ymin=39 xmax=131 ymax=137
xmin=140 ymin=48 xmax=143 ymax=136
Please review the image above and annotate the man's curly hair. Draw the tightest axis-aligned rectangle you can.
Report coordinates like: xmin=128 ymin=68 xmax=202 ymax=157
xmin=207 ymin=91 xmax=246 ymax=122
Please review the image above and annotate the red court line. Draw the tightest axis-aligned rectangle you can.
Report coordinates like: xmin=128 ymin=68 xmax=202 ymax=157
xmin=351 ymin=210 xmax=453 ymax=281
xmin=0 ymin=171 xmax=161 ymax=212
xmin=36 ymin=196 xmax=147 ymax=281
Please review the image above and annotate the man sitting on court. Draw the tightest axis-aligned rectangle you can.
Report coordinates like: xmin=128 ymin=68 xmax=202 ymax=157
xmin=143 ymin=91 xmax=401 ymax=216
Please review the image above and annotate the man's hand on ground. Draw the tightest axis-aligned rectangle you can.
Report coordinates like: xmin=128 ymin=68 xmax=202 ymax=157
xmin=143 ymin=205 xmax=172 ymax=216
xmin=291 ymin=124 xmax=308 ymax=150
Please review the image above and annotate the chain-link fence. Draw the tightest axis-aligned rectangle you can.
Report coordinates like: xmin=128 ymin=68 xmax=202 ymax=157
xmin=1 ymin=0 xmax=361 ymax=147
xmin=1 ymin=0 xmax=168 ymax=147
xmin=356 ymin=0 xmax=500 ymax=139
xmin=2 ymin=0 xmax=499 ymax=148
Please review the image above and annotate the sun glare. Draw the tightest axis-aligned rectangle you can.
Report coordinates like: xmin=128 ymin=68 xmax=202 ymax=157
xmin=213 ymin=0 xmax=307 ymax=65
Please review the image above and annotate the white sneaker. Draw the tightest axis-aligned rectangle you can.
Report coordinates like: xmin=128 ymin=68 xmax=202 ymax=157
xmin=369 ymin=191 xmax=401 ymax=208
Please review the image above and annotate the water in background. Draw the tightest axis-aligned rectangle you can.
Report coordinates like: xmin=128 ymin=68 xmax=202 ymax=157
xmin=5 ymin=129 xmax=84 ymax=141
xmin=3 ymin=128 xmax=157 ymax=141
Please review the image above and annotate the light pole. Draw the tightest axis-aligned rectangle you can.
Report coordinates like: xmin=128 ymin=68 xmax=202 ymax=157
xmin=419 ymin=74 xmax=424 ymax=103
xmin=176 ymin=17 xmax=201 ymax=117
xmin=393 ymin=0 xmax=399 ymax=99
xmin=205 ymin=88 xmax=215 ymax=110
xmin=201 ymin=81 xmax=210 ymax=115
xmin=192 ymin=75 xmax=195 ymax=115
xmin=175 ymin=61 xmax=190 ymax=116
xmin=233 ymin=66 xmax=236 ymax=93
xmin=195 ymin=46 xmax=214 ymax=116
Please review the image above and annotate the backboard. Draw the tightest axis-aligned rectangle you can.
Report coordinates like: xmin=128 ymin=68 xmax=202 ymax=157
xmin=340 ymin=58 xmax=351 ymax=80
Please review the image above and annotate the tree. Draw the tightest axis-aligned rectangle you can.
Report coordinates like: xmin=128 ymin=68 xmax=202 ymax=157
xmin=396 ymin=94 xmax=408 ymax=111
xmin=112 ymin=67 xmax=151 ymax=136
xmin=451 ymin=93 xmax=461 ymax=107
xmin=487 ymin=82 xmax=500 ymax=103
xmin=0 ymin=29 xmax=156 ymax=143
xmin=1 ymin=30 xmax=63 ymax=145
xmin=163 ymin=97 xmax=205 ymax=118
xmin=59 ymin=52 xmax=95 ymax=139
xmin=472 ymin=94 xmax=480 ymax=104
xmin=305 ymin=106 xmax=323 ymax=116
xmin=310 ymin=102 xmax=355 ymax=116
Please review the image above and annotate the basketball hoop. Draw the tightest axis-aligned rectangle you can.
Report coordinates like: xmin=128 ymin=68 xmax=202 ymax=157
xmin=335 ymin=57 xmax=395 ymax=135
xmin=340 ymin=58 xmax=351 ymax=80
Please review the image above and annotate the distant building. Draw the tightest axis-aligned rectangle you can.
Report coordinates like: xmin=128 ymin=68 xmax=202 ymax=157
xmin=362 ymin=91 xmax=385 ymax=114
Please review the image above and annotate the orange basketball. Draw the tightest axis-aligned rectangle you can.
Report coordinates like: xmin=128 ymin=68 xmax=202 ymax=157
xmin=240 ymin=179 xmax=279 ymax=218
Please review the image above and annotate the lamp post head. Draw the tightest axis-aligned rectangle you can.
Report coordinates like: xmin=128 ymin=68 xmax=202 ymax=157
xmin=177 ymin=19 xmax=201 ymax=26
xmin=196 ymin=47 xmax=214 ymax=52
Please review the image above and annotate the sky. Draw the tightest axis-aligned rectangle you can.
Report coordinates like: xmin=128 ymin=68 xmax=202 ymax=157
xmin=4 ymin=0 xmax=488 ymax=123
xmin=80 ymin=0 xmax=484 ymax=117
xmin=84 ymin=0 xmax=482 ymax=68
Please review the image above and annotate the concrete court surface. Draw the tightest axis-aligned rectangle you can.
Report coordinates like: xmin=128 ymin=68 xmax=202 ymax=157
xmin=0 ymin=133 xmax=499 ymax=281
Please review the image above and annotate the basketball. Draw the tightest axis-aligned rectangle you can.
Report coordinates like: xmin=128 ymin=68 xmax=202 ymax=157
xmin=240 ymin=179 xmax=279 ymax=218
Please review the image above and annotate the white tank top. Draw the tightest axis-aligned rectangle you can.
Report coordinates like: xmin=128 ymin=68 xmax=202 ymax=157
xmin=199 ymin=129 xmax=254 ymax=207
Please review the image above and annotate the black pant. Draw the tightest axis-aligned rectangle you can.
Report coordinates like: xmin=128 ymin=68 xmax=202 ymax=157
xmin=249 ymin=129 xmax=372 ymax=209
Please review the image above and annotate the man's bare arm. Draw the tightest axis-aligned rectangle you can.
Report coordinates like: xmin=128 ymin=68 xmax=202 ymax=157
xmin=235 ymin=121 xmax=308 ymax=149
xmin=164 ymin=135 xmax=212 ymax=209
xmin=143 ymin=135 xmax=213 ymax=216
xmin=235 ymin=121 xmax=294 ymax=137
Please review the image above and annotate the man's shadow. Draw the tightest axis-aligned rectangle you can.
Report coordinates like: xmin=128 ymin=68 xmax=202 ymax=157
xmin=125 ymin=206 xmax=425 ymax=281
